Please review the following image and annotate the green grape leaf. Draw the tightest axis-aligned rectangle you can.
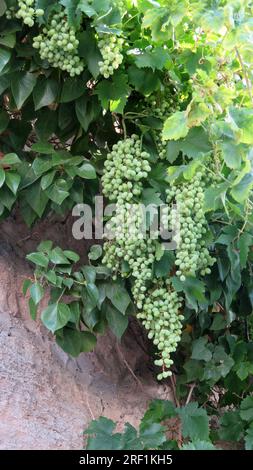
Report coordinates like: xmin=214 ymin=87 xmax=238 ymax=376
xmin=141 ymin=400 xmax=176 ymax=430
xmin=177 ymin=402 xmax=209 ymax=441
xmin=240 ymin=396 xmax=253 ymax=422
xmin=128 ymin=65 xmax=160 ymax=95
xmin=219 ymin=411 xmax=244 ymax=441
xmin=162 ymin=111 xmax=189 ymax=141
xmin=134 ymin=47 xmax=170 ymax=71
xmin=191 ymin=337 xmax=212 ymax=362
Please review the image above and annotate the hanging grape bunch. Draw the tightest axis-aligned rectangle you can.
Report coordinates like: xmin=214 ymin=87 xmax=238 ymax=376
xmin=102 ymin=205 xmax=155 ymax=295
xmin=137 ymin=281 xmax=184 ymax=380
xmin=102 ymin=135 xmax=151 ymax=203
xmin=98 ymin=35 xmax=124 ymax=78
xmin=16 ymin=0 xmax=44 ymax=27
xmin=166 ymin=169 xmax=215 ymax=281
xmin=33 ymin=10 xmax=84 ymax=76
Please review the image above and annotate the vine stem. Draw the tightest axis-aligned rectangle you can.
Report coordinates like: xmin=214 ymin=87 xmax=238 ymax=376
xmin=170 ymin=374 xmax=180 ymax=408
xmin=235 ymin=47 xmax=253 ymax=104
xmin=115 ymin=342 xmax=145 ymax=392
xmin=185 ymin=383 xmax=196 ymax=405
xmin=122 ymin=118 xmax=127 ymax=139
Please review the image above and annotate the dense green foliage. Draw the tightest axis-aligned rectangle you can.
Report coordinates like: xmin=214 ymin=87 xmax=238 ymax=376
xmin=84 ymin=397 xmax=253 ymax=450
xmin=1 ymin=0 xmax=253 ymax=449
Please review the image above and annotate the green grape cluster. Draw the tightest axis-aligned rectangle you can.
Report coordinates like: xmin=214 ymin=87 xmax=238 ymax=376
xmin=102 ymin=135 xmax=151 ymax=203
xmin=146 ymin=85 xmax=179 ymax=120
xmin=33 ymin=11 xmax=84 ymax=76
xmin=166 ymin=170 xmax=215 ymax=280
xmin=16 ymin=0 xmax=44 ymax=27
xmin=202 ymin=153 xmax=222 ymax=186
xmin=98 ymin=35 xmax=124 ymax=78
xmin=137 ymin=281 xmax=184 ymax=380
xmin=103 ymin=205 xmax=156 ymax=301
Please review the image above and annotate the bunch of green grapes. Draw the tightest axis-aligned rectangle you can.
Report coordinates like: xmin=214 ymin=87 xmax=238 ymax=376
xmin=98 ymin=35 xmax=124 ymax=78
xmin=103 ymin=204 xmax=156 ymax=302
xmin=33 ymin=11 xmax=84 ymax=76
xmin=137 ymin=281 xmax=184 ymax=380
xmin=16 ymin=0 xmax=44 ymax=27
xmin=166 ymin=170 xmax=215 ymax=280
xmin=146 ymin=80 xmax=179 ymax=119
xmin=203 ymin=153 xmax=222 ymax=186
xmin=102 ymin=135 xmax=151 ymax=203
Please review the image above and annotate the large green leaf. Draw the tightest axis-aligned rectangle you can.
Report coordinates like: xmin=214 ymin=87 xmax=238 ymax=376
xmin=231 ymin=173 xmax=253 ymax=203
xmin=78 ymin=29 xmax=102 ymax=78
xmin=0 ymin=153 xmax=21 ymax=165
xmin=219 ymin=411 xmax=244 ymax=441
xmin=76 ymin=162 xmax=97 ymax=179
xmin=95 ymin=72 xmax=130 ymax=114
xmin=106 ymin=283 xmax=131 ymax=314
xmin=56 ymin=328 xmax=97 ymax=356
xmin=0 ymin=48 xmax=11 ymax=73
xmin=11 ymin=72 xmax=37 ymax=109
xmin=33 ymin=78 xmax=58 ymax=110
xmin=191 ymin=337 xmax=212 ymax=362
xmin=162 ymin=111 xmax=189 ymax=141
xmin=134 ymin=47 xmax=170 ymax=71
xmin=5 ymin=172 xmax=21 ymax=195
xmin=105 ymin=303 xmax=128 ymax=339
xmin=60 ymin=76 xmax=86 ymax=102
xmin=26 ymin=252 xmax=49 ymax=268
xmin=75 ymin=94 xmax=100 ymax=131
xmin=128 ymin=65 xmax=160 ymax=95
xmin=179 ymin=127 xmax=212 ymax=158
xmin=30 ymin=282 xmax=44 ymax=305
xmin=240 ymin=396 xmax=253 ymax=422
xmin=177 ymin=402 xmax=209 ymax=441
xmin=41 ymin=302 xmax=72 ymax=333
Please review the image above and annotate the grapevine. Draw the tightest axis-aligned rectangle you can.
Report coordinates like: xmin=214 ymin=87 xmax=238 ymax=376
xmin=102 ymin=135 xmax=185 ymax=378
